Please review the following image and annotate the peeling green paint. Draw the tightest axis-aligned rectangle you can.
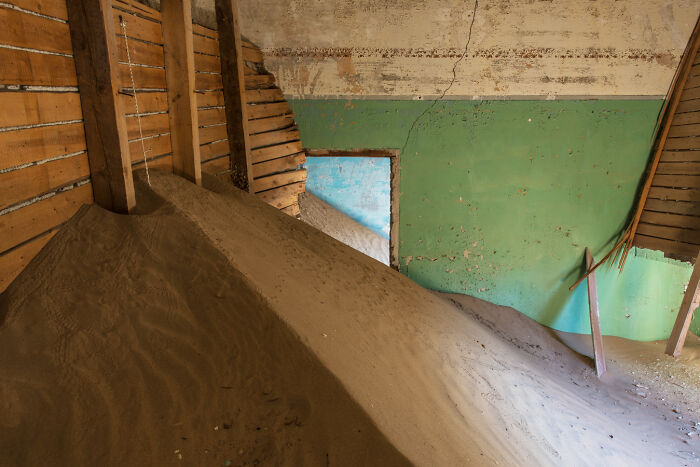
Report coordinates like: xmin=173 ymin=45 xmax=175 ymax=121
xmin=291 ymin=99 xmax=699 ymax=341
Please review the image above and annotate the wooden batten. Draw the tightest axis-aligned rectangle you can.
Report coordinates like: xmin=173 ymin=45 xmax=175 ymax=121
xmin=161 ymin=0 xmax=201 ymax=185
xmin=215 ymin=0 xmax=253 ymax=191
xmin=66 ymin=0 xmax=135 ymax=213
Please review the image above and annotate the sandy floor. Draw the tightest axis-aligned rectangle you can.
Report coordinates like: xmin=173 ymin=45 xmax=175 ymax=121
xmin=1 ymin=170 xmax=698 ymax=466
xmin=299 ymin=191 xmax=389 ymax=265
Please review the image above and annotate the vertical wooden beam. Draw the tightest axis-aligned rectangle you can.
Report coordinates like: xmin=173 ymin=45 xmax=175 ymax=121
xmin=66 ymin=0 xmax=135 ymax=213
xmin=666 ymin=250 xmax=700 ymax=357
xmin=215 ymin=0 xmax=253 ymax=191
xmin=585 ymin=248 xmax=606 ymax=377
xmin=161 ymin=0 xmax=201 ymax=185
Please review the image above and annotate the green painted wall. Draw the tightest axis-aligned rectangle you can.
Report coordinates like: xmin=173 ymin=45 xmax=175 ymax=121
xmin=290 ymin=99 xmax=699 ymax=341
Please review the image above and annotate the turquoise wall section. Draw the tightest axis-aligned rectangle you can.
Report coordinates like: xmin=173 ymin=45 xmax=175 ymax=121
xmin=305 ymin=156 xmax=391 ymax=239
xmin=291 ymin=99 xmax=697 ymax=341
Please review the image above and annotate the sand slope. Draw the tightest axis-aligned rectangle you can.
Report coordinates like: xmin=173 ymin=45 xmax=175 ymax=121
xmin=1 ymin=171 xmax=698 ymax=466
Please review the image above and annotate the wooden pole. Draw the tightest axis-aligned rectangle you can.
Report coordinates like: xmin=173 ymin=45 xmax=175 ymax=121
xmin=161 ymin=0 xmax=202 ymax=185
xmin=585 ymin=248 xmax=606 ymax=377
xmin=665 ymin=250 xmax=700 ymax=357
xmin=215 ymin=0 xmax=253 ymax=191
xmin=66 ymin=0 xmax=135 ymax=213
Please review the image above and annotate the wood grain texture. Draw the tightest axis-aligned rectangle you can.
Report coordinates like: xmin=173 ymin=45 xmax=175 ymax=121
xmin=0 ymin=92 xmax=82 ymax=128
xmin=0 ymin=122 xmax=86 ymax=171
xmin=666 ymin=249 xmax=700 ymax=356
xmin=0 ymin=48 xmax=77 ymax=86
xmin=129 ymin=133 xmax=172 ymax=163
xmin=200 ymin=139 xmax=230 ymax=161
xmin=585 ymin=248 xmax=606 ymax=378
xmin=252 ymin=168 xmax=306 ymax=193
xmin=0 ymin=7 xmax=72 ymax=54
xmin=199 ymin=124 xmax=227 ymax=144
xmin=246 ymin=88 xmax=284 ymax=104
xmin=251 ymin=141 xmax=303 ymax=164
xmin=0 ymin=229 xmax=56 ymax=293
xmin=249 ymin=127 xmax=299 ymax=149
xmin=251 ymin=153 xmax=305 ymax=178
xmin=640 ymin=210 xmax=700 ymax=230
xmin=633 ymin=234 xmax=699 ymax=258
xmin=247 ymin=114 xmax=295 ymax=134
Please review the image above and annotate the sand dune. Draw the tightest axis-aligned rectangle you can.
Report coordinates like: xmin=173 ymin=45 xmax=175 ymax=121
xmin=1 ymin=170 xmax=698 ymax=466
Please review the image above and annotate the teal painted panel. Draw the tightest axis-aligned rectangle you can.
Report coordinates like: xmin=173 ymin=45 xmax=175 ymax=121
xmin=290 ymin=98 xmax=695 ymax=341
xmin=305 ymin=156 xmax=391 ymax=239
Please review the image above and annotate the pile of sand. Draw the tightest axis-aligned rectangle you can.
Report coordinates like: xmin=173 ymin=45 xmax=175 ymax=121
xmin=1 ymin=170 xmax=698 ymax=466
xmin=298 ymin=191 xmax=389 ymax=265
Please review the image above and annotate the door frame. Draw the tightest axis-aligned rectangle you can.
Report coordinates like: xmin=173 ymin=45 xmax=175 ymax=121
xmin=304 ymin=148 xmax=400 ymax=270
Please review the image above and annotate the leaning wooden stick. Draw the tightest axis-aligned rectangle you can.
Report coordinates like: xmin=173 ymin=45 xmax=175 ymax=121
xmin=665 ymin=250 xmax=700 ymax=357
xmin=585 ymin=248 xmax=606 ymax=377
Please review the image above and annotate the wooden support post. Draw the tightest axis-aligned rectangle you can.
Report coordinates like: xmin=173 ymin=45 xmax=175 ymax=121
xmin=665 ymin=250 xmax=700 ymax=357
xmin=585 ymin=248 xmax=606 ymax=377
xmin=161 ymin=0 xmax=201 ymax=185
xmin=215 ymin=0 xmax=253 ymax=191
xmin=66 ymin=0 xmax=135 ymax=213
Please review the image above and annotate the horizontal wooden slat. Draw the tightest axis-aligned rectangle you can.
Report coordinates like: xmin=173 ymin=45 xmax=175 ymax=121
xmin=12 ymin=0 xmax=68 ymax=20
xmin=119 ymin=91 xmax=169 ymax=114
xmin=253 ymin=168 xmax=306 ymax=193
xmin=692 ymin=63 xmax=700 ymax=79
xmin=0 ymin=7 xmax=72 ymax=54
xmin=0 ymin=122 xmax=86 ymax=171
xmin=201 ymin=157 xmax=229 ymax=174
xmin=644 ymin=198 xmax=700 ymax=216
xmin=247 ymin=101 xmax=290 ymax=120
xmin=668 ymin=123 xmax=700 ymax=138
xmin=199 ymin=124 xmax=227 ymax=144
xmin=200 ymin=139 xmax=229 ymax=160
xmin=198 ymin=107 xmax=226 ymax=126
xmin=247 ymin=115 xmax=295 ymax=135
xmin=252 ymin=153 xmax=305 ymax=178
xmin=652 ymin=174 xmax=700 ymax=188
xmin=0 ymin=92 xmax=82 ymax=128
xmin=656 ymin=162 xmax=700 ymax=175
xmin=637 ymin=223 xmax=700 ymax=245
xmin=119 ymin=64 xmax=166 ymax=89
xmin=245 ymin=74 xmax=275 ymax=90
xmin=249 ymin=127 xmax=299 ymax=149
xmin=0 ymin=229 xmax=57 ymax=293
xmin=257 ymin=181 xmax=305 ymax=209
xmin=113 ymin=0 xmax=161 ymax=21
xmin=280 ymin=203 xmax=300 ymax=217
xmin=243 ymin=46 xmax=263 ymax=63
xmin=192 ymin=23 xmax=217 ymax=39
xmin=633 ymin=233 xmax=699 ymax=258
xmin=195 ymin=72 xmax=222 ymax=90
xmin=0 ymin=155 xmax=90 ymax=210
xmin=660 ymin=150 xmax=700 ymax=162
xmin=672 ymin=111 xmax=700 ymax=126
xmin=681 ymin=87 xmax=700 ymax=102
xmin=0 ymin=183 xmax=92 ymax=254
xmin=132 ymin=154 xmax=172 ymax=172
xmin=116 ymin=36 xmax=165 ymax=67
xmin=648 ymin=186 xmax=700 ymax=202
xmin=129 ymin=133 xmax=172 ymax=162
xmin=194 ymin=53 xmax=221 ymax=73
xmin=193 ymin=34 xmax=218 ymax=55
xmin=251 ymin=141 xmax=303 ymax=164
xmin=246 ymin=88 xmax=284 ymax=104
xmin=686 ymin=73 xmax=700 ymax=91
xmin=113 ymin=10 xmax=162 ymax=45
xmin=126 ymin=112 xmax=170 ymax=140
xmin=640 ymin=210 xmax=700 ymax=231
xmin=665 ymin=136 xmax=700 ymax=150
xmin=197 ymin=91 xmax=224 ymax=108
xmin=677 ymin=99 xmax=700 ymax=114
xmin=0 ymin=47 xmax=77 ymax=86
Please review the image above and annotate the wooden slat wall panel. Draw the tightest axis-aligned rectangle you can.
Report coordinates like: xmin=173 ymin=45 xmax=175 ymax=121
xmin=0 ymin=122 xmax=86 ymax=171
xmin=0 ymin=230 xmax=57 ymax=292
xmin=0 ymin=7 xmax=72 ymax=54
xmin=1 ymin=92 xmax=83 ymax=127
xmin=0 ymin=48 xmax=77 ymax=86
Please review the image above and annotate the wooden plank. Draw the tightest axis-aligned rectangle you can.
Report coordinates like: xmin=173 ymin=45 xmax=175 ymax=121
xmin=249 ymin=127 xmax=299 ymax=149
xmin=201 ymin=156 xmax=229 ymax=174
xmin=686 ymin=73 xmax=700 ymax=90
xmin=251 ymin=141 xmax=303 ymax=164
xmin=0 ymin=92 xmax=82 ymax=128
xmin=197 ymin=91 xmax=225 ymax=108
xmin=244 ymin=73 xmax=275 ymax=90
xmin=129 ymin=133 xmax=171 ymax=162
xmin=656 ymin=162 xmax=700 ymax=175
xmin=672 ymin=111 xmax=700 ymax=126
xmin=216 ymin=0 xmax=253 ymax=190
xmin=161 ymin=0 xmax=201 ymax=185
xmin=12 ymin=0 xmax=69 ymax=20
xmin=198 ymin=107 xmax=226 ymax=126
xmin=252 ymin=168 xmax=306 ymax=193
xmin=640 ymin=210 xmax=700 ymax=230
xmin=257 ymin=181 xmax=305 ymax=208
xmin=668 ymin=122 xmax=700 ymax=138
xmin=681 ymin=87 xmax=700 ymax=101
xmin=0 ymin=183 xmax=93 ymax=254
xmin=0 ymin=230 xmax=57 ymax=293
xmin=0 ymin=48 xmax=77 ymax=86
xmin=0 ymin=122 xmax=86 ymax=171
xmin=666 ymin=249 xmax=700 ymax=356
xmin=0 ymin=7 xmax=72 ymax=54
xmin=126 ymin=112 xmax=170 ymax=140
xmin=633 ymin=234 xmax=699 ymax=258
xmin=194 ymin=53 xmax=221 ymax=73
xmin=252 ymin=153 xmax=305 ymax=178
xmin=648 ymin=186 xmax=700 ymax=202
xmin=113 ymin=0 xmax=161 ymax=21
xmin=116 ymin=36 xmax=165 ymax=67
xmin=119 ymin=63 xmax=166 ymax=89
xmin=660 ymin=150 xmax=700 ymax=162
xmin=280 ymin=203 xmax=300 ymax=217
xmin=651 ymin=174 xmax=700 ymax=188
xmin=248 ymin=101 xmax=291 ymax=120
xmin=192 ymin=23 xmax=217 ymax=39
xmin=68 ymin=0 xmax=135 ymax=213
xmin=243 ymin=46 xmax=263 ymax=63
xmin=665 ymin=136 xmax=700 ymax=150
xmin=199 ymin=124 xmax=227 ymax=144
xmin=0 ymin=155 xmax=91 ymax=210
xmin=200 ymin=139 xmax=230 ymax=160
xmin=193 ymin=34 xmax=219 ymax=55
xmin=677 ymin=99 xmax=700 ymax=114
xmin=584 ymin=248 xmax=606 ymax=378
xmin=637 ymin=223 xmax=700 ymax=244
xmin=112 ymin=9 xmax=162 ymax=45
xmin=246 ymin=88 xmax=284 ymax=104
xmin=195 ymin=72 xmax=223 ymax=90
xmin=119 ymin=91 xmax=169 ymax=114
xmin=247 ymin=114 xmax=295 ymax=134
xmin=644 ymin=198 xmax=700 ymax=216
xmin=132 ymin=154 xmax=172 ymax=171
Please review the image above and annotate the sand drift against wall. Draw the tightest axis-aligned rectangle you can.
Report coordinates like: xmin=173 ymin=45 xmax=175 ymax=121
xmin=1 ymin=171 xmax=698 ymax=466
